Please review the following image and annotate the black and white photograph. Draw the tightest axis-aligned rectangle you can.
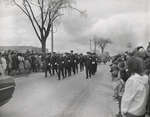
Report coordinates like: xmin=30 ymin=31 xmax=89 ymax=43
xmin=0 ymin=0 xmax=150 ymax=117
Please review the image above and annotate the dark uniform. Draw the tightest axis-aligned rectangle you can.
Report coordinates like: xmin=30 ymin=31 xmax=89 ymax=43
xmin=70 ymin=54 xmax=76 ymax=75
xmin=30 ymin=54 xmax=37 ymax=72
xmin=63 ymin=55 xmax=68 ymax=78
xmin=91 ymin=55 xmax=97 ymax=75
xmin=57 ymin=55 xmax=65 ymax=80
xmin=84 ymin=55 xmax=92 ymax=79
xmin=45 ymin=54 xmax=52 ymax=77
xmin=79 ymin=54 xmax=84 ymax=72
xmin=51 ymin=55 xmax=58 ymax=76
xmin=74 ymin=55 xmax=79 ymax=74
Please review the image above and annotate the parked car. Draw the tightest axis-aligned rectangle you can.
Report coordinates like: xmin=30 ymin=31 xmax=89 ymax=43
xmin=0 ymin=77 xmax=15 ymax=107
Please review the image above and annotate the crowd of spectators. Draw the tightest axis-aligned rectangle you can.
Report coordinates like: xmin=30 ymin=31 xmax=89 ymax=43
xmin=0 ymin=50 xmax=45 ymax=77
xmin=110 ymin=43 xmax=150 ymax=117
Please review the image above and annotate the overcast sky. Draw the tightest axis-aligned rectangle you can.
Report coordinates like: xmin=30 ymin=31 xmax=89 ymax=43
xmin=0 ymin=0 xmax=150 ymax=54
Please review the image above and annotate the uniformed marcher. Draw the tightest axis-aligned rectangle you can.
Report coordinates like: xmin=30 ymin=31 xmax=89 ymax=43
xmin=84 ymin=52 xmax=92 ymax=79
xmin=44 ymin=53 xmax=52 ymax=78
xmin=70 ymin=51 xmax=76 ymax=75
xmin=30 ymin=54 xmax=37 ymax=72
xmin=65 ymin=54 xmax=72 ymax=77
xmin=51 ymin=53 xmax=58 ymax=76
xmin=74 ymin=54 xmax=79 ymax=74
xmin=57 ymin=54 xmax=65 ymax=80
xmin=91 ymin=53 xmax=97 ymax=75
xmin=63 ymin=54 xmax=68 ymax=78
xmin=79 ymin=54 xmax=84 ymax=72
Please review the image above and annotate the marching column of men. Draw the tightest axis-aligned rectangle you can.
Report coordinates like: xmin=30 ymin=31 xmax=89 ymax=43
xmin=44 ymin=51 xmax=98 ymax=80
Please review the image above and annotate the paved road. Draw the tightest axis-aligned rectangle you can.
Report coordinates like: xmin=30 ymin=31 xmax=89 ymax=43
xmin=0 ymin=64 xmax=117 ymax=117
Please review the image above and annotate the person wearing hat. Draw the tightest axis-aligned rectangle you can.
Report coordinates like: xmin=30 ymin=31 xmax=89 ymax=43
xmin=84 ymin=52 xmax=92 ymax=79
xmin=91 ymin=54 xmax=97 ymax=75
xmin=57 ymin=54 xmax=65 ymax=80
xmin=44 ymin=53 xmax=52 ymax=78
xmin=79 ymin=54 xmax=84 ymax=72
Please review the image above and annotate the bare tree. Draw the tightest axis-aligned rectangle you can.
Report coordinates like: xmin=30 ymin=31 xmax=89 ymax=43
xmin=96 ymin=38 xmax=112 ymax=54
xmin=12 ymin=0 xmax=85 ymax=53
xmin=93 ymin=35 xmax=99 ymax=53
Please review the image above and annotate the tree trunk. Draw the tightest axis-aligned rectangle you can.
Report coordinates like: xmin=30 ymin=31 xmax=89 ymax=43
xmin=51 ymin=22 xmax=54 ymax=55
xmin=94 ymin=42 xmax=96 ymax=53
xmin=41 ymin=40 xmax=46 ymax=54
xmin=101 ymin=47 xmax=104 ymax=54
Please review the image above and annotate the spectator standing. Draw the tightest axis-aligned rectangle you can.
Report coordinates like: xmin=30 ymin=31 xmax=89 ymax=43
xmin=121 ymin=56 xmax=149 ymax=117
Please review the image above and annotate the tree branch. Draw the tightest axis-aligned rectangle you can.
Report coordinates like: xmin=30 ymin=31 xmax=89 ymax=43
xmin=25 ymin=0 xmax=41 ymax=30
xmin=13 ymin=0 xmax=29 ymax=16
xmin=23 ymin=1 xmax=41 ymax=41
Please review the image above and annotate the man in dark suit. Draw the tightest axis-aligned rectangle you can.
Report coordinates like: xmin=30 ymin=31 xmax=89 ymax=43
xmin=91 ymin=53 xmax=97 ymax=75
xmin=57 ymin=54 xmax=65 ymax=80
xmin=84 ymin=52 xmax=92 ymax=79
xmin=51 ymin=53 xmax=58 ymax=76
xmin=44 ymin=53 xmax=52 ymax=78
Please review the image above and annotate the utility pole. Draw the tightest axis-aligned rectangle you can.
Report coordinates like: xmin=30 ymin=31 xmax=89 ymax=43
xmin=51 ymin=21 xmax=54 ymax=56
xmin=90 ymin=39 xmax=92 ymax=52
xmin=94 ymin=39 xmax=97 ymax=53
